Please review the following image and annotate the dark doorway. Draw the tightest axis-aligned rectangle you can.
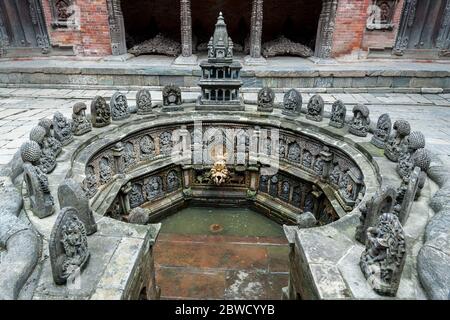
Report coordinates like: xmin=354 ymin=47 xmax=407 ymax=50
xmin=121 ymin=0 xmax=181 ymax=49
xmin=0 ymin=0 xmax=50 ymax=56
xmin=263 ymin=0 xmax=322 ymax=50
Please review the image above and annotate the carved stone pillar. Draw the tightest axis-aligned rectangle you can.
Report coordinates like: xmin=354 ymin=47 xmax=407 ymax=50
xmin=319 ymin=147 xmax=333 ymax=182
xmin=107 ymin=0 xmax=127 ymax=56
xmin=314 ymin=0 xmax=338 ymax=59
xmin=245 ymin=0 xmax=267 ymax=65
xmin=174 ymin=0 xmax=197 ymax=65
xmin=112 ymin=142 xmax=125 ymax=177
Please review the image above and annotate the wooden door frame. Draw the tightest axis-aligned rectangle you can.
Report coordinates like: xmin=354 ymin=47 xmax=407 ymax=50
xmin=393 ymin=0 xmax=450 ymax=57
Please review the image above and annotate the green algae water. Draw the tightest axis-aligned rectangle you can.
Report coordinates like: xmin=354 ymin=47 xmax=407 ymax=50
xmin=160 ymin=207 xmax=285 ymax=238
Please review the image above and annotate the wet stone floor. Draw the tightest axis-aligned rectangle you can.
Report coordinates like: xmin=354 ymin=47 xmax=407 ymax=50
xmin=154 ymin=207 xmax=289 ymax=300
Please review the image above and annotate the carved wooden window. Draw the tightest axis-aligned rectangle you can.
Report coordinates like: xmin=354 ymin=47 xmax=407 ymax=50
xmin=50 ymin=0 xmax=75 ymax=28
xmin=367 ymin=0 xmax=398 ymax=31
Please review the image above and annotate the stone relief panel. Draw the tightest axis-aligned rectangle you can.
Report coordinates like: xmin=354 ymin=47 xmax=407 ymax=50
xmin=367 ymin=0 xmax=398 ymax=30
xmin=84 ymin=123 xmax=363 ymax=203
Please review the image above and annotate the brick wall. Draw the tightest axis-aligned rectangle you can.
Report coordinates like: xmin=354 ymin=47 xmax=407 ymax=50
xmin=331 ymin=0 xmax=370 ymax=57
xmin=361 ymin=0 xmax=404 ymax=51
xmin=42 ymin=0 xmax=112 ymax=56
xmin=331 ymin=0 xmax=404 ymax=57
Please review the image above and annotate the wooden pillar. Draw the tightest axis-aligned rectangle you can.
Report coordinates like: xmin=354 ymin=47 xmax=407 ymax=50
xmin=250 ymin=0 xmax=264 ymax=58
xmin=314 ymin=0 xmax=338 ymax=59
xmin=180 ymin=0 xmax=192 ymax=57
xmin=107 ymin=0 xmax=127 ymax=56
xmin=174 ymin=0 xmax=197 ymax=64
xmin=245 ymin=0 xmax=266 ymax=65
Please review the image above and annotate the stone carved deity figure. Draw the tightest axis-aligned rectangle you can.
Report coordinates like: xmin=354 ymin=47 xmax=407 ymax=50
xmin=136 ymin=89 xmax=153 ymax=115
xmin=163 ymin=85 xmax=182 ymax=106
xmin=53 ymin=111 xmax=73 ymax=146
xmin=257 ymin=87 xmax=275 ymax=112
xmin=280 ymin=181 xmax=290 ymax=201
xmin=129 ymin=183 xmax=144 ymax=208
xmin=384 ymin=120 xmax=411 ymax=162
xmin=302 ymin=151 xmax=313 ymax=168
xmin=396 ymin=131 xmax=426 ymax=178
xmin=139 ymin=135 xmax=155 ymax=158
xmin=145 ymin=176 xmax=163 ymax=200
xmin=21 ymin=141 xmax=55 ymax=219
xmin=287 ymin=142 xmax=301 ymax=162
xmin=313 ymin=158 xmax=325 ymax=176
xmin=90 ymin=96 xmax=111 ymax=127
xmin=110 ymin=92 xmax=130 ymax=120
xmin=123 ymin=142 xmax=136 ymax=167
xmin=329 ymin=100 xmax=346 ymax=128
xmin=306 ymin=94 xmax=324 ymax=122
xmin=282 ymin=89 xmax=302 ymax=116
xmin=349 ymin=104 xmax=370 ymax=137
xmin=84 ymin=165 xmax=97 ymax=198
xmin=371 ymin=113 xmax=392 ymax=148
xmin=167 ymin=170 xmax=180 ymax=192
xmin=159 ymin=131 xmax=172 ymax=155
xmin=99 ymin=157 xmax=112 ymax=184
xmin=72 ymin=102 xmax=92 ymax=136
xmin=49 ymin=207 xmax=90 ymax=285
xmin=329 ymin=163 xmax=341 ymax=185
xmin=38 ymin=118 xmax=62 ymax=157
xmin=360 ymin=212 xmax=406 ymax=296
xmin=29 ymin=125 xmax=56 ymax=173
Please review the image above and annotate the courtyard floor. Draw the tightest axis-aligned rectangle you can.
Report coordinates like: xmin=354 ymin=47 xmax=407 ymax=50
xmin=0 ymin=87 xmax=449 ymax=167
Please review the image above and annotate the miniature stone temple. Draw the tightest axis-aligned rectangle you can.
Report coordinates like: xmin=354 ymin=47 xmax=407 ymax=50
xmin=385 ymin=120 xmax=411 ymax=162
xmin=72 ymin=102 xmax=92 ymax=136
xmin=349 ymin=104 xmax=370 ymax=137
xmin=371 ymin=113 xmax=392 ymax=148
xmin=90 ymin=96 xmax=111 ymax=128
xmin=329 ymin=100 xmax=346 ymax=128
xmin=136 ymin=89 xmax=153 ymax=115
xmin=282 ymin=89 xmax=302 ymax=116
xmin=306 ymin=95 xmax=324 ymax=122
xmin=53 ymin=111 xmax=73 ymax=146
xmin=49 ymin=207 xmax=90 ymax=285
xmin=257 ymin=87 xmax=275 ymax=112
xmin=58 ymin=178 xmax=97 ymax=235
xmin=21 ymin=141 xmax=54 ymax=219
xmin=196 ymin=13 xmax=244 ymax=111
xmin=360 ymin=212 xmax=406 ymax=297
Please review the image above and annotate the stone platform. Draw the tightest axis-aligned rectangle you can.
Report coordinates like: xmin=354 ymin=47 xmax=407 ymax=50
xmin=1 ymin=55 xmax=450 ymax=93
